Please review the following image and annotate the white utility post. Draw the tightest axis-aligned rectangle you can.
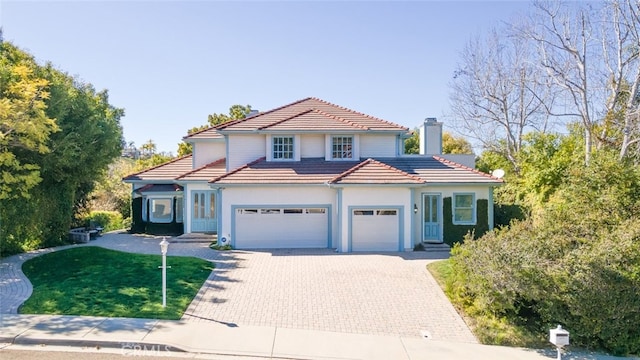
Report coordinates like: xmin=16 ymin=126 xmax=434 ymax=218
xmin=159 ymin=237 xmax=170 ymax=308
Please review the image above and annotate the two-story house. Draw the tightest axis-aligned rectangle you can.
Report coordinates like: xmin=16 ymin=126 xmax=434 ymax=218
xmin=123 ymin=97 xmax=502 ymax=252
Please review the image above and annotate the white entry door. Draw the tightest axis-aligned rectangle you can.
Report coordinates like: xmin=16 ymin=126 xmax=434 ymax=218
xmin=351 ymin=209 xmax=400 ymax=251
xmin=235 ymin=207 xmax=329 ymax=249
xmin=191 ymin=191 xmax=217 ymax=233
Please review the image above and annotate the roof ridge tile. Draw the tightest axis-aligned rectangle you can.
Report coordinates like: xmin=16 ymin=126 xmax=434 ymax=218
xmin=310 ymin=97 xmax=409 ymax=131
xmin=216 ymin=98 xmax=313 ymax=131
xmin=312 ymin=108 xmax=369 ymax=130
xmin=209 ymin=157 xmax=266 ymax=183
xmin=257 ymin=109 xmax=315 ymax=130
xmin=176 ymin=158 xmax=226 ymax=180
xmin=122 ymin=154 xmax=192 ymax=180
xmin=329 ymin=159 xmax=372 ymax=183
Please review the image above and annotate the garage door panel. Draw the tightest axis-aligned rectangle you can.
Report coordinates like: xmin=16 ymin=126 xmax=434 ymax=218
xmin=351 ymin=209 xmax=400 ymax=252
xmin=235 ymin=207 xmax=328 ymax=249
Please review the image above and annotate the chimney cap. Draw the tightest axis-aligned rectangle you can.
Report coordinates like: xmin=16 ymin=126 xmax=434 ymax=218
xmin=425 ymin=117 xmax=438 ymax=123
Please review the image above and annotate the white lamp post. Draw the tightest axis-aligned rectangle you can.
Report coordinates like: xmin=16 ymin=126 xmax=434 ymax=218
xmin=159 ymin=237 xmax=170 ymax=308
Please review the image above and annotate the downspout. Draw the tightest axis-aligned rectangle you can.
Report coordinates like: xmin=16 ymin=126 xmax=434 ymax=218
xmin=410 ymin=187 xmax=415 ymax=250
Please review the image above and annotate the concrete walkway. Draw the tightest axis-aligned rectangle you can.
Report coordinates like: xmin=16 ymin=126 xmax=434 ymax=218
xmin=0 ymin=314 xmax=581 ymax=360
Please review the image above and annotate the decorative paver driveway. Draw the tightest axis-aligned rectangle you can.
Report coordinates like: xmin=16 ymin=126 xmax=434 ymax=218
xmin=0 ymin=233 xmax=476 ymax=343
xmin=183 ymin=249 xmax=477 ymax=343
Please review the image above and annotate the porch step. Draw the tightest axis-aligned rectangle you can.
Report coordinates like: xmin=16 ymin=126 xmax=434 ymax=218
xmin=422 ymin=242 xmax=451 ymax=252
xmin=173 ymin=233 xmax=217 ymax=243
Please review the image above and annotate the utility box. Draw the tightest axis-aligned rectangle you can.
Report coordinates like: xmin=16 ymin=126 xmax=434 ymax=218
xmin=549 ymin=325 xmax=570 ymax=347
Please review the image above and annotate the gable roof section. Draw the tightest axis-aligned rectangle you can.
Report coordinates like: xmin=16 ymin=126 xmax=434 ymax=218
xmin=213 ymin=98 xmax=409 ymax=132
xmin=378 ymin=157 xmax=503 ymax=184
xmin=210 ymin=157 xmax=360 ymax=185
xmin=123 ymin=155 xmax=194 ymax=181
xmin=176 ymin=158 xmax=226 ymax=181
xmin=331 ymin=158 xmax=425 ymax=184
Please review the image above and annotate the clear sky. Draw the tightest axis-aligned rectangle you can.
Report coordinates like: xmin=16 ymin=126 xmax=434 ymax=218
xmin=1 ymin=0 xmax=532 ymax=154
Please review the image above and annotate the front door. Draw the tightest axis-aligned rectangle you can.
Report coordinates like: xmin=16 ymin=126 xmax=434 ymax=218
xmin=423 ymin=193 xmax=442 ymax=243
xmin=191 ymin=191 xmax=217 ymax=233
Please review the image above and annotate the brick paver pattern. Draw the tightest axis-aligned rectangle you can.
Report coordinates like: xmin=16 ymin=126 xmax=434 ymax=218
xmin=0 ymin=232 xmax=476 ymax=343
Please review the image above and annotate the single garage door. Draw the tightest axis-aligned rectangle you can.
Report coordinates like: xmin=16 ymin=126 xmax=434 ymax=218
xmin=351 ymin=209 xmax=400 ymax=251
xmin=235 ymin=207 xmax=329 ymax=248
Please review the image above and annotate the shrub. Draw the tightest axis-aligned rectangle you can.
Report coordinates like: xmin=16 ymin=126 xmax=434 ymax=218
xmin=85 ymin=211 xmax=124 ymax=233
xmin=447 ymin=183 xmax=640 ymax=355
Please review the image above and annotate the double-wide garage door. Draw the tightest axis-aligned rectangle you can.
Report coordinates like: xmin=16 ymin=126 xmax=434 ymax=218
xmin=235 ymin=207 xmax=329 ymax=249
xmin=351 ymin=209 xmax=400 ymax=251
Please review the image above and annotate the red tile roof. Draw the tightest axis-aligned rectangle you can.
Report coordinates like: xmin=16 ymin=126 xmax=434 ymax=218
xmin=123 ymin=155 xmax=194 ymax=181
xmin=183 ymin=128 xmax=224 ymax=141
xmin=380 ymin=157 xmax=503 ymax=184
xmin=210 ymin=158 xmax=360 ymax=185
xmin=176 ymin=158 xmax=227 ymax=181
xmin=184 ymin=98 xmax=408 ymax=139
xmin=331 ymin=158 xmax=425 ymax=184
xmin=209 ymin=157 xmax=502 ymax=185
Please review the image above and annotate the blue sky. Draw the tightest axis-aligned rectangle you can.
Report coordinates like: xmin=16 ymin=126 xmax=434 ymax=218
xmin=2 ymin=1 xmax=532 ymax=154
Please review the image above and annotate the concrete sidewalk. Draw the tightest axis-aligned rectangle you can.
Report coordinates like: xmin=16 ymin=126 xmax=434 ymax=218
xmin=1 ymin=314 xmax=627 ymax=360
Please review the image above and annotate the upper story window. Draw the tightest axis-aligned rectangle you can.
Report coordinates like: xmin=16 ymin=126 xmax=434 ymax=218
xmin=332 ymin=136 xmax=353 ymax=159
xmin=273 ymin=136 xmax=294 ymax=160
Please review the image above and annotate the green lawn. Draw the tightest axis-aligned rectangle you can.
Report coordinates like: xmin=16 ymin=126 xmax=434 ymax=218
xmin=20 ymin=246 xmax=213 ymax=320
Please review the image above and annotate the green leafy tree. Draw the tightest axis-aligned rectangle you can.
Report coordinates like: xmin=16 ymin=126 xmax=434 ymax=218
xmin=177 ymin=104 xmax=252 ymax=156
xmin=0 ymin=41 xmax=123 ymax=255
xmin=404 ymin=130 xmax=472 ymax=155
xmin=0 ymin=43 xmax=59 ymax=200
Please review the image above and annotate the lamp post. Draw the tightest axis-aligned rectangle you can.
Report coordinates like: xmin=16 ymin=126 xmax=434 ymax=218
xmin=159 ymin=237 xmax=169 ymax=308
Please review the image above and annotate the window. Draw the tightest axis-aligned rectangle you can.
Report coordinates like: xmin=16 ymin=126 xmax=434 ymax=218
xmin=150 ymin=198 xmax=173 ymax=223
xmin=307 ymin=208 xmax=326 ymax=214
xmin=377 ymin=210 xmax=397 ymax=216
xmin=283 ymin=208 xmax=303 ymax=214
xmin=273 ymin=136 xmax=294 ymax=160
xmin=353 ymin=210 xmax=374 ymax=216
xmin=175 ymin=196 xmax=183 ymax=223
xmin=332 ymin=136 xmax=353 ymax=159
xmin=453 ymin=193 xmax=476 ymax=224
xmin=261 ymin=208 xmax=281 ymax=214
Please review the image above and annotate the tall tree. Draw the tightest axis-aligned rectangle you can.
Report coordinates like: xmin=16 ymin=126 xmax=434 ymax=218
xmin=523 ymin=1 xmax=601 ymax=164
xmin=449 ymin=27 xmax=553 ymax=172
xmin=599 ymin=0 xmax=640 ymax=160
xmin=0 ymin=42 xmax=58 ymax=200
xmin=0 ymin=41 xmax=123 ymax=255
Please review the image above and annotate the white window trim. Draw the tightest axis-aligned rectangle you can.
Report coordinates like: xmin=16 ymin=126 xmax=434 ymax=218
xmin=328 ymin=135 xmax=356 ymax=160
xmin=267 ymin=135 xmax=300 ymax=161
xmin=271 ymin=135 xmax=295 ymax=161
xmin=452 ymin=193 xmax=476 ymax=225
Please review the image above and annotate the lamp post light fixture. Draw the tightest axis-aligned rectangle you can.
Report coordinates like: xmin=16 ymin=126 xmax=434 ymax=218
xmin=159 ymin=237 xmax=170 ymax=308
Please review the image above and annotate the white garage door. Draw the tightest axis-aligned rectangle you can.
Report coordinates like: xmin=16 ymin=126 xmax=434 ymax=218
xmin=351 ymin=209 xmax=400 ymax=251
xmin=235 ymin=207 xmax=329 ymax=249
